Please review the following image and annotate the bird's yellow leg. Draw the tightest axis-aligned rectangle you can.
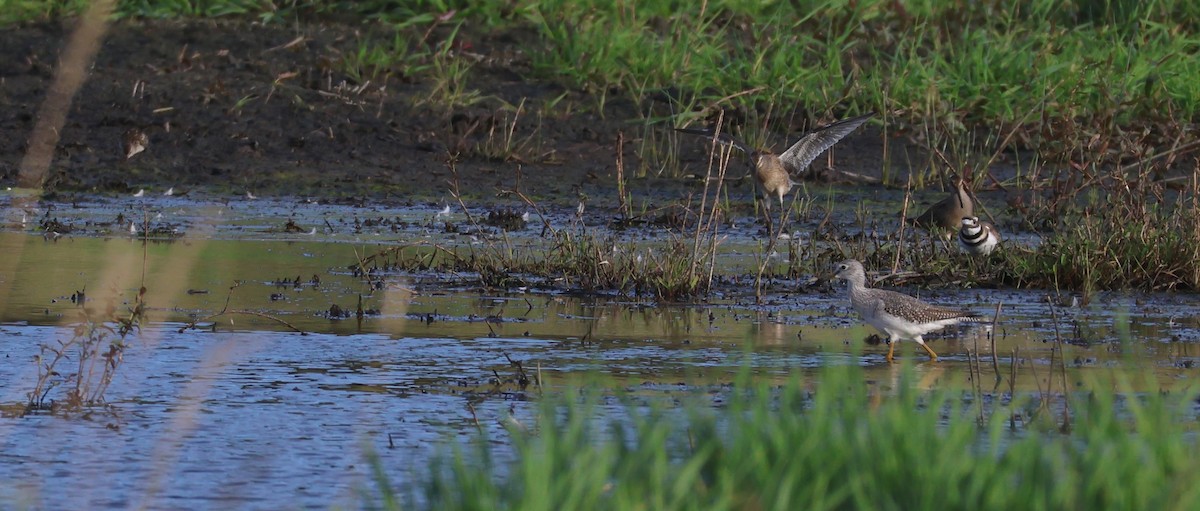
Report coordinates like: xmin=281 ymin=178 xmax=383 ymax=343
xmin=886 ymin=341 xmax=896 ymax=362
xmin=920 ymin=342 xmax=939 ymax=361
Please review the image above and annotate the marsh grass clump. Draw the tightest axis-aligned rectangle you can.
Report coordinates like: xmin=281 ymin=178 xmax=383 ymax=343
xmin=453 ymin=99 xmax=559 ymax=164
xmin=482 ymin=208 xmax=527 ymax=231
xmin=1001 ymin=203 xmax=1200 ymax=293
xmin=371 ymin=364 xmax=1200 ymax=510
xmin=977 ymin=165 xmax=1200 ymax=293
xmin=543 ymin=230 xmax=668 ymax=295
xmin=27 ymin=286 xmax=145 ymax=412
xmin=352 ymin=136 xmax=730 ymax=300
xmin=355 ymin=226 xmax=718 ymax=301
xmin=335 ymin=19 xmax=491 ymax=123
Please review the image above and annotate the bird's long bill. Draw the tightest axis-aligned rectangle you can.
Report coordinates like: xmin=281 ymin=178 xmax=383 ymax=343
xmin=826 ymin=263 xmax=843 ymax=282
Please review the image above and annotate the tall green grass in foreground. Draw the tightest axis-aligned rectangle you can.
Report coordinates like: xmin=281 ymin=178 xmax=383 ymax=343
xmin=373 ymin=365 xmax=1200 ymax=510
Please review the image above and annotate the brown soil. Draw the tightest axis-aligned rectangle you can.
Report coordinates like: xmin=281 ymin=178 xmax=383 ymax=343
xmin=0 ymin=17 xmax=897 ymax=207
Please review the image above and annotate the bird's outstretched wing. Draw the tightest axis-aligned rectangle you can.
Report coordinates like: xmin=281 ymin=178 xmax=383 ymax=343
xmin=674 ymin=127 xmax=753 ymax=155
xmin=777 ymin=112 xmax=874 ymax=174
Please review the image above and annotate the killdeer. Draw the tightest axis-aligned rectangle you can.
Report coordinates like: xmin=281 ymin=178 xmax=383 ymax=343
xmin=958 ymin=216 xmax=1001 ymax=256
xmin=677 ymin=112 xmax=874 ymax=219
xmin=910 ymin=178 xmax=973 ymax=237
xmin=832 ymin=259 xmax=980 ymax=362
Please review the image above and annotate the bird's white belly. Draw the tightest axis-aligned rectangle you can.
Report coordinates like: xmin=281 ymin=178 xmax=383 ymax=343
xmin=867 ymin=311 xmax=960 ymax=340
xmin=976 ymin=234 xmax=998 ymax=254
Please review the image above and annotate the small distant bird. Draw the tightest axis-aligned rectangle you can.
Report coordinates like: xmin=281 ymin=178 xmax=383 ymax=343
xmin=123 ymin=128 xmax=148 ymax=160
xmin=910 ymin=178 xmax=973 ymax=237
xmin=833 ymin=259 xmax=982 ymax=362
xmin=132 ymin=189 xmax=145 ymax=198
xmin=677 ymin=112 xmax=873 ymax=229
xmin=163 ymin=187 xmax=174 ymax=196
xmin=246 ymin=191 xmax=257 ymax=200
xmin=958 ymin=216 xmax=1001 ymax=256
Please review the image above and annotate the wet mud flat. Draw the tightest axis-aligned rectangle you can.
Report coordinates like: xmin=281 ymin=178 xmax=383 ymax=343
xmin=0 ymin=18 xmax=803 ymax=200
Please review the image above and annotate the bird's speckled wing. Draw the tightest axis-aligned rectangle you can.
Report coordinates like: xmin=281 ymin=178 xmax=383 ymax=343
xmin=778 ymin=112 xmax=873 ymax=174
xmin=878 ymin=288 xmax=976 ymax=324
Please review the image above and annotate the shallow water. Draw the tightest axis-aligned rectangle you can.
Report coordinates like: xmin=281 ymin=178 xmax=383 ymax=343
xmin=1 ymin=195 xmax=1198 ymax=509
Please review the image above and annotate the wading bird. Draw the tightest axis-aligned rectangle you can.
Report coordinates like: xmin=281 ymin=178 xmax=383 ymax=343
xmin=833 ymin=259 xmax=981 ymax=362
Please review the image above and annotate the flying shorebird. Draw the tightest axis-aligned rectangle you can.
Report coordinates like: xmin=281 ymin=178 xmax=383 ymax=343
xmin=909 ymin=178 xmax=973 ymax=238
xmin=958 ymin=216 xmax=1001 ymax=256
xmin=677 ymin=112 xmax=874 ymax=230
xmin=833 ymin=259 xmax=981 ymax=362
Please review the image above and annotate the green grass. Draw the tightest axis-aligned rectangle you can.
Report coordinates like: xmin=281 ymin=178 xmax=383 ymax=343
xmin=519 ymin=0 xmax=1200 ymax=173
xmin=368 ymin=364 xmax=1200 ymax=510
xmin=0 ymin=0 xmax=85 ymax=24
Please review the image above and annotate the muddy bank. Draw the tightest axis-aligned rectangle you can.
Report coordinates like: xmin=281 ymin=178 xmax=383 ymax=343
xmin=0 ymin=18 xmax=906 ymax=207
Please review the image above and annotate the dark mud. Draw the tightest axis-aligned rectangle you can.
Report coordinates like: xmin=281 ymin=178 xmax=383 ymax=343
xmin=0 ymin=18 xmax=904 ymax=207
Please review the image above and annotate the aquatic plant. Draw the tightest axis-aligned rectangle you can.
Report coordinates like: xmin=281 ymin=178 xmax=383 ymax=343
xmin=27 ymin=286 xmax=145 ymax=411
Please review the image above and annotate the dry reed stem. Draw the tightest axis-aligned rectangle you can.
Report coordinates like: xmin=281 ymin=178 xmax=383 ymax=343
xmin=990 ymin=301 xmax=1003 ymax=388
xmin=893 ymin=176 xmax=912 ymax=274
